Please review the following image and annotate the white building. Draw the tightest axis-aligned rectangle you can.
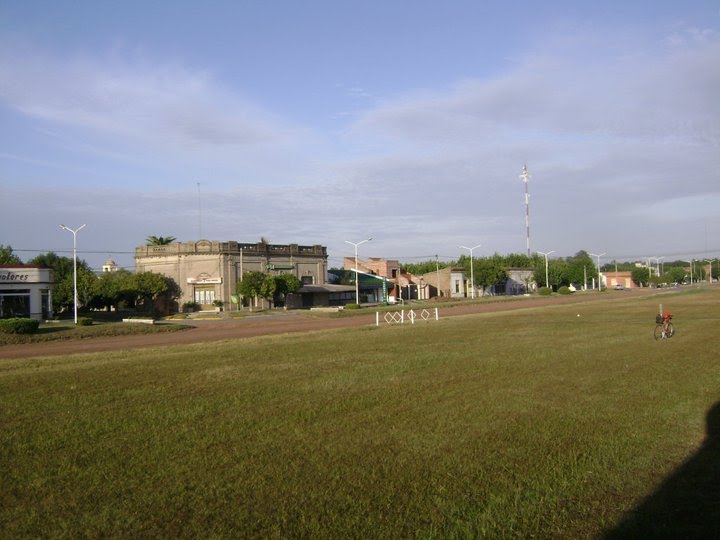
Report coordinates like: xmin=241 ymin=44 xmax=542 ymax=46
xmin=0 ymin=266 xmax=54 ymax=321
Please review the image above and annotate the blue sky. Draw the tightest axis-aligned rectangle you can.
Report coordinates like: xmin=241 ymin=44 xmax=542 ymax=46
xmin=1 ymin=1 xmax=719 ymax=271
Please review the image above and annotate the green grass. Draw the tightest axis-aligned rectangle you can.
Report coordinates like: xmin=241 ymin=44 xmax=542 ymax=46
xmin=0 ymin=320 xmax=191 ymax=345
xmin=1 ymin=287 xmax=719 ymax=538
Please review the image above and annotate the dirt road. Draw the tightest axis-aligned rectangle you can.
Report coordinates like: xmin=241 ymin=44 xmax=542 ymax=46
xmin=0 ymin=289 xmax=663 ymax=359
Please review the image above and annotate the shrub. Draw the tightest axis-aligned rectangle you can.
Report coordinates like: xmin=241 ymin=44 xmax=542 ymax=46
xmin=557 ymin=286 xmax=572 ymax=295
xmin=77 ymin=317 xmax=94 ymax=326
xmin=538 ymin=287 xmax=552 ymax=296
xmin=182 ymin=301 xmax=200 ymax=313
xmin=344 ymin=303 xmax=361 ymax=310
xmin=0 ymin=317 xmax=40 ymax=334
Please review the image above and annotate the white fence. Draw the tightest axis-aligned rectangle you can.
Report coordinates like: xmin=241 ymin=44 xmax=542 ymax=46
xmin=376 ymin=308 xmax=439 ymax=326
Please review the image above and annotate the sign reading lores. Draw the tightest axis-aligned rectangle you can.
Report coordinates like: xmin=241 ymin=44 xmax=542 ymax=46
xmin=0 ymin=268 xmax=51 ymax=284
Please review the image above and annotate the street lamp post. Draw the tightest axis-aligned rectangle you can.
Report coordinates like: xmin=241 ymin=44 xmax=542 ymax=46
xmin=345 ymin=238 xmax=372 ymax=305
xmin=537 ymin=250 xmax=555 ymax=289
xmin=60 ymin=224 xmax=86 ymax=324
xmin=683 ymin=260 xmax=694 ymax=285
xmin=459 ymin=244 xmax=481 ymax=299
xmin=590 ymin=252 xmax=606 ymax=291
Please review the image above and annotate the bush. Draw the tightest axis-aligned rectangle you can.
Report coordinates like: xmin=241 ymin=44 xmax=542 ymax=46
xmin=77 ymin=317 xmax=94 ymax=326
xmin=182 ymin=301 xmax=200 ymax=313
xmin=537 ymin=287 xmax=552 ymax=296
xmin=0 ymin=318 xmax=40 ymax=334
xmin=557 ymin=286 xmax=573 ymax=295
xmin=344 ymin=303 xmax=361 ymax=310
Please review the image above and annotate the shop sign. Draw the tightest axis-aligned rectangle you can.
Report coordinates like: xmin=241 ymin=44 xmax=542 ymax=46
xmin=0 ymin=271 xmax=31 ymax=282
xmin=187 ymin=277 xmax=222 ymax=284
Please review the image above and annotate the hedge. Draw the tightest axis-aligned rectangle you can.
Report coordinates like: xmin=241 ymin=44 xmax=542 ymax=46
xmin=537 ymin=287 xmax=553 ymax=296
xmin=0 ymin=318 xmax=40 ymax=334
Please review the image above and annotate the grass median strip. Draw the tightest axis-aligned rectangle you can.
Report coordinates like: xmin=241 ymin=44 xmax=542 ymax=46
xmin=1 ymin=287 xmax=719 ymax=537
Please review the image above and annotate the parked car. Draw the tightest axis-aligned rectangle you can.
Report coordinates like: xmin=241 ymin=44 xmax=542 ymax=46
xmin=614 ymin=284 xmax=625 ymax=290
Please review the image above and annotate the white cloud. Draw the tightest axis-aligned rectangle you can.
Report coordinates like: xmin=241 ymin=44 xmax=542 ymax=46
xmin=0 ymin=41 xmax=294 ymax=149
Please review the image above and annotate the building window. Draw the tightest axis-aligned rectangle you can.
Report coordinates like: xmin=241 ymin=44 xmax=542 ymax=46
xmin=0 ymin=289 xmax=31 ymax=318
xmin=301 ymin=275 xmax=314 ymax=285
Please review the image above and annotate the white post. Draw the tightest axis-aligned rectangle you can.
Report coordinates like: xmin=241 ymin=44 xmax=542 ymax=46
xmin=537 ymin=250 xmax=555 ymax=289
xmin=590 ymin=252 xmax=606 ymax=291
xmin=459 ymin=243 xmax=481 ymax=299
xmin=345 ymin=237 xmax=372 ymax=305
xmin=60 ymin=224 xmax=86 ymax=324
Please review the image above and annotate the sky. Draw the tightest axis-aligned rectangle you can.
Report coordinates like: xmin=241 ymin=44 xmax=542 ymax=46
xmin=1 ymin=0 xmax=719 ymax=271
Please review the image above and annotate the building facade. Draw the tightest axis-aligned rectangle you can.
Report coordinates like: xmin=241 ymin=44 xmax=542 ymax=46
xmin=0 ymin=266 xmax=53 ymax=321
xmin=135 ymin=240 xmax=328 ymax=310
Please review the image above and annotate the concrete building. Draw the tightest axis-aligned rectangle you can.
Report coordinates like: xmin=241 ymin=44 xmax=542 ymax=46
xmin=602 ymin=271 xmax=635 ymax=289
xmin=135 ymin=240 xmax=328 ymax=310
xmin=419 ymin=266 xmax=468 ymax=299
xmin=0 ymin=265 xmax=53 ymax=321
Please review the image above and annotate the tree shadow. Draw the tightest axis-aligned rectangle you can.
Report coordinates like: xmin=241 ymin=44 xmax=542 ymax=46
xmin=603 ymin=401 xmax=720 ymax=539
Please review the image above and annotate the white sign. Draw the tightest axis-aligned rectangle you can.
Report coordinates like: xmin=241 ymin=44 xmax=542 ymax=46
xmin=186 ymin=277 xmax=222 ymax=284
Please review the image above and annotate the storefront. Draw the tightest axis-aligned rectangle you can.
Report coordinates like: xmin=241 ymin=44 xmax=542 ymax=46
xmin=0 ymin=266 xmax=54 ymax=321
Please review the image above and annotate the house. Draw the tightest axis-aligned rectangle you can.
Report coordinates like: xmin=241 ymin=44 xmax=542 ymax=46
xmin=419 ymin=266 xmax=468 ymax=299
xmin=602 ymin=271 xmax=635 ymax=289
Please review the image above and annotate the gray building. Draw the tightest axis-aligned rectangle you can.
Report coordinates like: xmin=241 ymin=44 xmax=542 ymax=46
xmin=135 ymin=240 xmax=328 ymax=310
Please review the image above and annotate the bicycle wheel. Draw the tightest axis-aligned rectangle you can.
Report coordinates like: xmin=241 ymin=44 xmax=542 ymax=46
xmin=654 ymin=324 xmax=664 ymax=340
xmin=666 ymin=322 xmax=675 ymax=338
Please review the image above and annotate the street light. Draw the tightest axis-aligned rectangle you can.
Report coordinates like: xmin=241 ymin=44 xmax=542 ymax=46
xmin=589 ymin=252 xmax=606 ymax=291
xmin=682 ymin=260 xmax=694 ymax=285
xmin=60 ymin=223 xmax=86 ymax=324
xmin=536 ymin=250 xmax=555 ymax=289
xmin=345 ymin=237 xmax=372 ymax=305
xmin=459 ymin=244 xmax=481 ymax=299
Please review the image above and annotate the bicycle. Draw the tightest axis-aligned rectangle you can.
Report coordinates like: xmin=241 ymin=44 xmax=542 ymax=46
xmin=654 ymin=313 xmax=675 ymax=340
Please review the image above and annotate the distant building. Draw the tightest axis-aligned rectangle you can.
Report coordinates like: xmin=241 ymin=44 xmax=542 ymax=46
xmin=419 ymin=266 xmax=468 ymax=299
xmin=0 ymin=265 xmax=53 ymax=321
xmin=102 ymin=259 xmax=119 ymax=272
xmin=504 ymin=268 xmax=535 ymax=295
xmin=602 ymin=271 xmax=635 ymax=289
xmin=135 ymin=240 xmax=328 ymax=310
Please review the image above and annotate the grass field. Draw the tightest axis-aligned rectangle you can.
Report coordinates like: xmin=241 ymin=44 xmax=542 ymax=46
xmin=1 ymin=287 xmax=719 ymax=538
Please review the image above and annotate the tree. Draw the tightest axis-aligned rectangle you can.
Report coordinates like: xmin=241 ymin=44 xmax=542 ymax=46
xmin=237 ymin=271 xmax=266 ymax=308
xmin=631 ymin=267 xmax=649 ymax=287
xmin=260 ymin=274 xmax=278 ymax=306
xmin=566 ymin=251 xmax=595 ymax=288
xmin=90 ymin=269 xmax=134 ymax=311
xmin=28 ymin=252 xmax=95 ymax=314
xmin=131 ymin=271 xmax=171 ymax=312
xmin=274 ymin=273 xmax=301 ymax=306
xmin=473 ymin=256 xmax=507 ymax=295
xmin=146 ymin=235 xmax=177 ymax=245
xmin=0 ymin=245 xmax=22 ymax=265
xmin=400 ymin=260 xmax=450 ymax=275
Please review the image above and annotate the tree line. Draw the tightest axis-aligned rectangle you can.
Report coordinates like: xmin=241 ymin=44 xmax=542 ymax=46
xmin=402 ymin=251 xmax=713 ymax=291
xmin=1 ymin=245 xmax=180 ymax=316
xmin=401 ymin=251 xmax=602 ymax=291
